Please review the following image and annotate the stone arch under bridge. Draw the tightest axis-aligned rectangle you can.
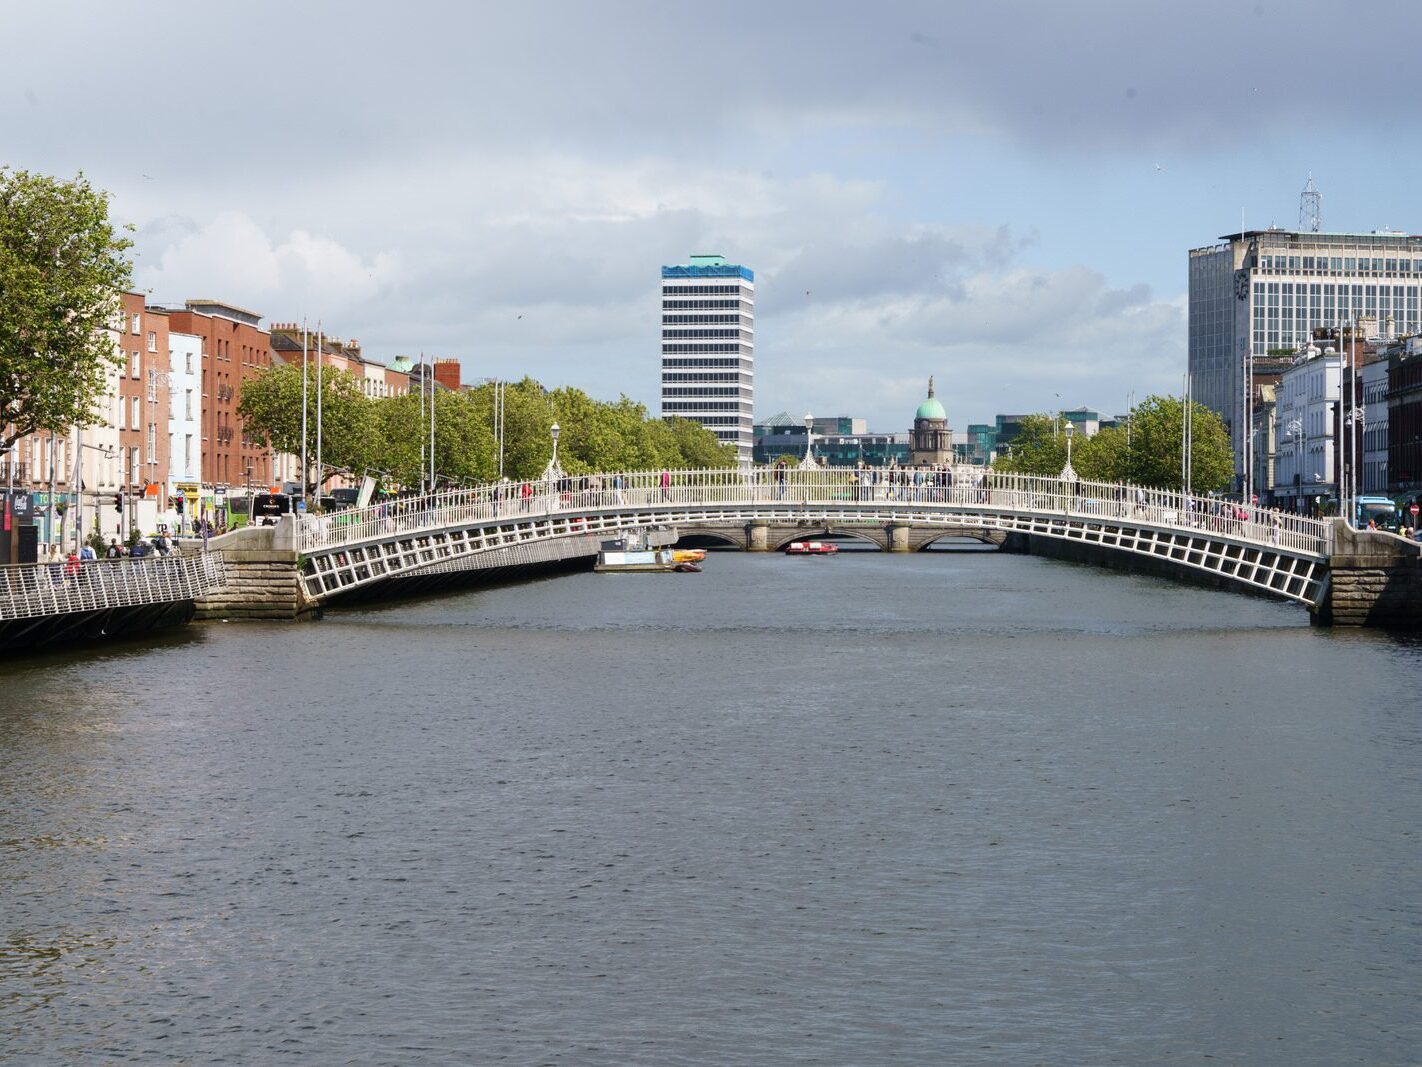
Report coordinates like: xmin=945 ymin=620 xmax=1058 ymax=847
xmin=675 ymin=521 xmax=1006 ymax=552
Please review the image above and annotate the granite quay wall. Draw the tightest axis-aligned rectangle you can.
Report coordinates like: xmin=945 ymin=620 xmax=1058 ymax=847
xmin=1313 ymin=522 xmax=1422 ymax=627
xmin=188 ymin=521 xmax=308 ymax=621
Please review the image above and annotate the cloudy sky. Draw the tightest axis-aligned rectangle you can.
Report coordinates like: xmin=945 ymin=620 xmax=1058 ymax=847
xmin=9 ymin=1 xmax=1422 ymax=432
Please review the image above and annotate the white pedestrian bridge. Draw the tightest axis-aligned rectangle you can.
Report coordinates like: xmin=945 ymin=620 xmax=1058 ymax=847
xmin=295 ymin=468 xmax=1335 ymax=607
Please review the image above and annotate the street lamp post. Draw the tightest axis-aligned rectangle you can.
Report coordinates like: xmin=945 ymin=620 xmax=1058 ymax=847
xmin=1060 ymin=420 xmax=1077 ymax=483
xmin=543 ymin=422 xmax=562 ymax=485
xmin=800 ymin=411 xmax=816 ymax=470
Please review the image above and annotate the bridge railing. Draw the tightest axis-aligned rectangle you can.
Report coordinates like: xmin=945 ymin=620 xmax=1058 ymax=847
xmin=297 ymin=468 xmax=1333 ymax=558
xmin=0 ymin=553 xmax=226 ymax=622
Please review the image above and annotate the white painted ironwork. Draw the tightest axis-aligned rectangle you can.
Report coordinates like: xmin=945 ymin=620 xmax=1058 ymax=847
xmin=296 ymin=468 xmax=1334 ymax=605
xmin=0 ymin=553 xmax=226 ymax=622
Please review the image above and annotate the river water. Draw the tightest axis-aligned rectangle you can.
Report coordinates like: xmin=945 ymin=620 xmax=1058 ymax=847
xmin=2 ymin=550 xmax=1420 ymax=1064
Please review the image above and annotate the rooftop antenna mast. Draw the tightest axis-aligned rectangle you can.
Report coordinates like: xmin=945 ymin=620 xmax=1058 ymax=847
xmin=1299 ymin=173 xmax=1323 ymax=232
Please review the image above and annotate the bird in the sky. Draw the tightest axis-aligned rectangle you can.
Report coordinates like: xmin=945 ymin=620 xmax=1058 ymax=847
xmin=1154 ymin=163 xmax=1165 ymax=172
xmin=516 ymin=314 xmax=523 ymax=319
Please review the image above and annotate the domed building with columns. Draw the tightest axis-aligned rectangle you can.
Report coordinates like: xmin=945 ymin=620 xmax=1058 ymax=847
xmin=910 ymin=377 xmax=951 ymax=466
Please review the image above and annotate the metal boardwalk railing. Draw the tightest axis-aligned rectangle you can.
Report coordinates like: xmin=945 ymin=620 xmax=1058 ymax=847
xmin=0 ymin=553 xmax=226 ymax=622
xmin=298 ymin=468 xmax=1333 ymax=560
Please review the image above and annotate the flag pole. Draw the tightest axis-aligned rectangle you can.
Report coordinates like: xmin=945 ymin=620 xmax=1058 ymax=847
xmin=300 ymin=318 xmax=308 ymax=509
xmin=315 ymin=320 xmax=323 ymax=507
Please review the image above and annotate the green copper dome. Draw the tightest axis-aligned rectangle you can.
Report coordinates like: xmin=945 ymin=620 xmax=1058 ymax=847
xmin=916 ymin=396 xmax=946 ymax=421
xmin=915 ymin=376 xmax=946 ymax=421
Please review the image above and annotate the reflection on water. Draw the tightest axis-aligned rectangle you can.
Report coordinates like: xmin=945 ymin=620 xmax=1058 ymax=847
xmin=1 ymin=552 xmax=1419 ymax=1065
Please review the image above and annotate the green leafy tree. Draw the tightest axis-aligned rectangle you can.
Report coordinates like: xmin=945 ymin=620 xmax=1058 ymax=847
xmin=655 ymin=416 xmax=738 ymax=468
xmin=991 ymin=398 xmax=1233 ymax=492
xmin=1121 ymin=395 xmax=1233 ymax=492
xmin=237 ymin=362 xmax=376 ymax=494
xmin=1074 ymin=424 xmax=1130 ymax=482
xmin=0 ymin=168 xmax=133 ymax=449
xmin=991 ymin=414 xmax=1066 ymax=475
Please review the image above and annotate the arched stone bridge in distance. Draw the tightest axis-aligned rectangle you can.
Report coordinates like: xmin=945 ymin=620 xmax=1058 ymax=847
xmin=290 ymin=467 xmax=1422 ymax=626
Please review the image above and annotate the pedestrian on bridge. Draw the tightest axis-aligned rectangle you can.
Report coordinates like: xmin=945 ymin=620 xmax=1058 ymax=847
xmin=660 ymin=469 xmax=671 ymax=502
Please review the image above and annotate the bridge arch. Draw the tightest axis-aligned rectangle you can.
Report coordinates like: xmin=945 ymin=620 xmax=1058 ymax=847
xmin=769 ymin=527 xmax=887 ymax=552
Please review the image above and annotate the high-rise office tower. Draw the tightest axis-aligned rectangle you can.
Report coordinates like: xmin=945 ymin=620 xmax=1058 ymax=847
xmin=660 ymin=254 xmax=754 ymax=463
xmin=1188 ymin=227 xmax=1422 ymax=482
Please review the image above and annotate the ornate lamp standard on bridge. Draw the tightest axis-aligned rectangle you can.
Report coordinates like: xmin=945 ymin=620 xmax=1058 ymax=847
xmin=1060 ymin=420 xmax=1077 ymax=482
xmin=800 ymin=411 xmax=816 ymax=470
xmin=544 ymin=422 xmax=562 ymax=482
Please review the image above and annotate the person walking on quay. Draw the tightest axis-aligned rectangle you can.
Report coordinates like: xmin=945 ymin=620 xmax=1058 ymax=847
xmin=46 ymin=545 xmax=63 ymax=585
xmin=79 ymin=542 xmax=96 ymax=563
xmin=106 ymin=538 xmax=124 ymax=559
xmin=64 ymin=549 xmax=81 ymax=581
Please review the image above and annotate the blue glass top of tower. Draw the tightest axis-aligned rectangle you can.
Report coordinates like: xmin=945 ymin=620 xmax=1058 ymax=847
xmin=662 ymin=258 xmax=754 ymax=282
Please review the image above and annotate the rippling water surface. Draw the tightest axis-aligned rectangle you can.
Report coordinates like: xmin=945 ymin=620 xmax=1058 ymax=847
xmin=2 ymin=550 xmax=1420 ymax=1064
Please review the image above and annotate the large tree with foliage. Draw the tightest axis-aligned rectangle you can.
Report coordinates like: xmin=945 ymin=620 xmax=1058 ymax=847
xmin=237 ymin=362 xmax=377 ymax=494
xmin=990 ymin=414 xmax=1067 ymax=476
xmin=0 ymin=168 xmax=133 ymax=449
xmin=1120 ymin=395 xmax=1233 ymax=492
xmin=993 ymin=396 xmax=1233 ymax=492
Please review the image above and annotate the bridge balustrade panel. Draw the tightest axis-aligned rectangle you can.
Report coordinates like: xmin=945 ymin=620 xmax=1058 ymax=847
xmin=0 ymin=554 xmax=226 ymax=621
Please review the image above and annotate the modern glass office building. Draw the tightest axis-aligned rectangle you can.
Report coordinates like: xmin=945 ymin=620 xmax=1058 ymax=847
xmin=661 ymin=255 xmax=754 ymax=463
xmin=1189 ymin=228 xmax=1422 ymax=479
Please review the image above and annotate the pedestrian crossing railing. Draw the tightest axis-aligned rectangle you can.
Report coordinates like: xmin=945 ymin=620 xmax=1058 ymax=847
xmin=0 ymin=553 xmax=226 ymax=622
xmin=297 ymin=468 xmax=1334 ymax=561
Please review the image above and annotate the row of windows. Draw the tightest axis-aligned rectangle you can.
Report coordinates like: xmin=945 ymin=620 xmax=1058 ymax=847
xmin=675 ymin=415 xmax=749 ymax=426
xmin=1248 ymin=281 xmax=1422 ymax=353
xmin=661 ymin=357 xmax=753 ymax=369
xmin=1256 ymin=281 xmax=1422 ymax=301
xmin=660 ymin=372 xmax=749 ymax=383
xmin=662 ymin=401 xmax=752 ymax=413
xmin=661 ymin=314 xmax=751 ymax=326
xmin=661 ymin=299 xmax=752 ymax=311
xmin=661 ymin=329 xmax=750 ymax=340
xmin=660 ymin=285 xmax=745 ymax=296
xmin=662 ymin=343 xmax=752 ymax=354
xmin=1258 ymin=255 xmax=1422 ymax=275
xmin=661 ymin=387 xmax=752 ymax=398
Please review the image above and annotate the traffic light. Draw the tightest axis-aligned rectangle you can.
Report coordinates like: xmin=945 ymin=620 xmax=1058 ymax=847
xmin=114 ymin=493 xmax=123 ymax=513
xmin=174 ymin=495 xmax=185 ymax=514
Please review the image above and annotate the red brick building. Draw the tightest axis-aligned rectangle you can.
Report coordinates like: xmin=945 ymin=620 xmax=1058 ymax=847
xmin=433 ymin=357 xmax=461 ymax=392
xmin=164 ymin=300 xmax=272 ymax=491
xmin=116 ymin=292 xmax=172 ymax=507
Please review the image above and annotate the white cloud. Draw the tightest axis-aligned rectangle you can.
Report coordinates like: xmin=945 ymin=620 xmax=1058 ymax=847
xmin=134 ymin=211 xmax=401 ymax=321
xmin=118 ymin=154 xmax=1182 ymax=432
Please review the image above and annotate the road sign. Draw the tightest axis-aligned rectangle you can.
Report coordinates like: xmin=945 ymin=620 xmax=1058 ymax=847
xmin=1411 ymin=504 xmax=1419 ymax=515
